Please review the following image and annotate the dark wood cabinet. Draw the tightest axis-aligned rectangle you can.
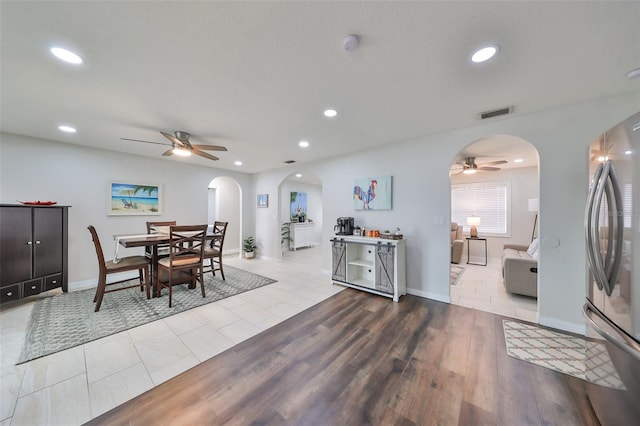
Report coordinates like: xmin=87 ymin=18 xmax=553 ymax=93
xmin=0 ymin=204 xmax=69 ymax=302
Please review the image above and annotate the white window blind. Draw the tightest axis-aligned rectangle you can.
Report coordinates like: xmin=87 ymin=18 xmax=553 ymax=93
xmin=451 ymin=182 xmax=509 ymax=235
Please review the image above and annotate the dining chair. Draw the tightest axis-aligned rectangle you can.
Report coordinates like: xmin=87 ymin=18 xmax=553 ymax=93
xmin=87 ymin=225 xmax=150 ymax=312
xmin=156 ymin=224 xmax=208 ymax=307
xmin=145 ymin=221 xmax=176 ymax=261
xmin=203 ymin=221 xmax=228 ymax=280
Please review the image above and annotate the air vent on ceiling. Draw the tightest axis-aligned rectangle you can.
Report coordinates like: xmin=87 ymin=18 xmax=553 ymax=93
xmin=478 ymin=106 xmax=513 ymax=120
xmin=284 ymin=160 xmax=296 ymax=164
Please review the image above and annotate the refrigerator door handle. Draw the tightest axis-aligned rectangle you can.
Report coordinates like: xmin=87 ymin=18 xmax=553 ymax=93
xmin=604 ymin=163 xmax=624 ymax=295
xmin=585 ymin=163 xmax=604 ymax=291
xmin=584 ymin=300 xmax=640 ymax=362
xmin=589 ymin=162 xmax=611 ymax=293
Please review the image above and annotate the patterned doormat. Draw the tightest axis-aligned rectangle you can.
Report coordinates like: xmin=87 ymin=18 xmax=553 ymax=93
xmin=450 ymin=265 xmax=465 ymax=285
xmin=503 ymin=320 xmax=586 ymax=378
xmin=502 ymin=320 xmax=625 ymax=390
xmin=17 ymin=266 xmax=276 ymax=364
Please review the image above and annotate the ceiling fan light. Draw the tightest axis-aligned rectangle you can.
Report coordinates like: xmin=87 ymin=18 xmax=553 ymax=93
xmin=173 ymin=147 xmax=191 ymax=157
xmin=463 ymin=169 xmax=477 ymax=175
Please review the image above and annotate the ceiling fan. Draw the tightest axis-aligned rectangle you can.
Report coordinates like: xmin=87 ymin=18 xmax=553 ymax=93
xmin=453 ymin=156 xmax=507 ymax=175
xmin=121 ymin=131 xmax=227 ymax=161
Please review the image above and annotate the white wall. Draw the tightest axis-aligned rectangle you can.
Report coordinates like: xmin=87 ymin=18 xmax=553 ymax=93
xmin=0 ymin=133 xmax=253 ymax=284
xmin=451 ymin=166 xmax=539 ymax=260
xmin=254 ymin=92 xmax=639 ymax=334
xmin=279 ymin=180 xmax=323 ymax=245
xmin=209 ymin=176 xmax=241 ymax=254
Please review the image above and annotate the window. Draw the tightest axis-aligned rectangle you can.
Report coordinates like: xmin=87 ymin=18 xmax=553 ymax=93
xmin=451 ymin=181 xmax=510 ymax=236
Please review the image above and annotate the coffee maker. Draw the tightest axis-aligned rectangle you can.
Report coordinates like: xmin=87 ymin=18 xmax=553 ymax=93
xmin=334 ymin=217 xmax=354 ymax=235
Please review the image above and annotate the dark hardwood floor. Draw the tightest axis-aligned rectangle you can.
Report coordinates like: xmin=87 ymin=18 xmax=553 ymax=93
xmin=86 ymin=289 xmax=600 ymax=425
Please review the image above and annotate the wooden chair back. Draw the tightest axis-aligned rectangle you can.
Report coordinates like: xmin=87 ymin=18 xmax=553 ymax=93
xmin=156 ymin=224 xmax=208 ymax=307
xmin=87 ymin=225 xmax=150 ymax=312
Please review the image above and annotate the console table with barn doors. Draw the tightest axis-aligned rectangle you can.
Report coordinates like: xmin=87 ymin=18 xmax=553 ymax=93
xmin=330 ymin=235 xmax=406 ymax=302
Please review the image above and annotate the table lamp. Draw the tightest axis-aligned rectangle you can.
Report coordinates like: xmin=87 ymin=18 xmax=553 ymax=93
xmin=467 ymin=216 xmax=481 ymax=238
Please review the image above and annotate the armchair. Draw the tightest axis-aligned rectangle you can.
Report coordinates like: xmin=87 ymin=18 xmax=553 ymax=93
xmin=451 ymin=223 xmax=464 ymax=264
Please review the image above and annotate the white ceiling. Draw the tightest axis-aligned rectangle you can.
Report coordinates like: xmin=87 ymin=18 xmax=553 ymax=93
xmin=1 ymin=1 xmax=639 ymax=174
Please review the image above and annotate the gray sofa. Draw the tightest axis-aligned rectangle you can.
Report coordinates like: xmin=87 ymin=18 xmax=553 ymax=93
xmin=502 ymin=243 xmax=538 ymax=298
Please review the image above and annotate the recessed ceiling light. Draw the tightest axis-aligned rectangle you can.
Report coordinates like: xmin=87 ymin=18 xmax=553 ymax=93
xmin=624 ymin=150 xmax=633 ymax=155
xmin=323 ymin=108 xmax=338 ymax=118
xmin=514 ymin=158 xmax=524 ymax=163
xmin=298 ymin=140 xmax=309 ymax=148
xmin=296 ymin=173 xmax=302 ymax=178
xmin=58 ymin=125 xmax=76 ymax=133
xmin=50 ymin=47 xmax=83 ymax=64
xmin=626 ymin=67 xmax=640 ymax=79
xmin=471 ymin=45 xmax=499 ymax=63
xmin=234 ymin=160 xmax=243 ymax=166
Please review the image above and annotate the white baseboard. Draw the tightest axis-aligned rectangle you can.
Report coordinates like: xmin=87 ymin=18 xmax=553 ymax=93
xmin=538 ymin=315 xmax=586 ymax=336
xmin=407 ymin=288 xmax=451 ymax=304
xmin=69 ymin=271 xmax=139 ymax=292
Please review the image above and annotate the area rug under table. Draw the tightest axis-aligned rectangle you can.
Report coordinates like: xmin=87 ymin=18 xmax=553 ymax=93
xmin=17 ymin=265 xmax=276 ymax=364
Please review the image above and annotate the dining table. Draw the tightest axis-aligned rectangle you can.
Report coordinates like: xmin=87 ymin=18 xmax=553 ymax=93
xmin=114 ymin=232 xmax=220 ymax=296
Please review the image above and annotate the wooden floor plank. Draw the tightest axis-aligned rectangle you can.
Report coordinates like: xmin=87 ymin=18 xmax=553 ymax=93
xmin=86 ymin=291 xmax=598 ymax=426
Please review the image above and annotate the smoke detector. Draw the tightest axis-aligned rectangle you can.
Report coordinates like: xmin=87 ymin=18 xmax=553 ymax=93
xmin=343 ymin=34 xmax=359 ymax=52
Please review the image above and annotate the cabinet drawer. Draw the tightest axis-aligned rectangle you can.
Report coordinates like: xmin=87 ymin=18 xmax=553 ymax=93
xmin=22 ymin=279 xmax=42 ymax=297
xmin=0 ymin=284 xmax=20 ymax=303
xmin=45 ymin=274 xmax=63 ymax=291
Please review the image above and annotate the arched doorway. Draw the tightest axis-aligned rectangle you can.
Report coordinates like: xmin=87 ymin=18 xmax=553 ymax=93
xmin=208 ymin=176 xmax=242 ymax=257
xmin=277 ymin=171 xmax=323 ymax=266
xmin=449 ymin=135 xmax=540 ymax=323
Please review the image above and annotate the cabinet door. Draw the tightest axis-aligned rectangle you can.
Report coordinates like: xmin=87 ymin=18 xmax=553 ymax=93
xmin=331 ymin=240 xmax=347 ymax=282
xmin=0 ymin=207 xmax=32 ymax=285
xmin=33 ymin=208 xmax=63 ymax=277
xmin=375 ymin=243 xmax=395 ymax=293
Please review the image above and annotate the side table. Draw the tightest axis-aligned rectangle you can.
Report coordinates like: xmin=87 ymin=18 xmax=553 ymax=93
xmin=466 ymin=237 xmax=487 ymax=266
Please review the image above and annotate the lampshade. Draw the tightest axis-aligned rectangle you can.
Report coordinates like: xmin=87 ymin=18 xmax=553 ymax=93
xmin=528 ymin=198 xmax=539 ymax=213
xmin=467 ymin=216 xmax=480 ymax=237
xmin=466 ymin=217 xmax=481 ymax=226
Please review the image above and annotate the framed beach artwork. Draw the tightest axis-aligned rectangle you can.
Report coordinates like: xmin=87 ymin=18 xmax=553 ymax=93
xmin=107 ymin=181 xmax=162 ymax=216
xmin=353 ymin=175 xmax=392 ymax=210
xmin=257 ymin=194 xmax=269 ymax=208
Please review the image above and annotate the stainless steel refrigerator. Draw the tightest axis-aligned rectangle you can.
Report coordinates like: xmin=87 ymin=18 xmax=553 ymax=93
xmin=584 ymin=112 xmax=640 ymax=424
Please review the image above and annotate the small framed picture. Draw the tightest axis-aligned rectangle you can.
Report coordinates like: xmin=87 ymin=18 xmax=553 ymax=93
xmin=257 ymin=194 xmax=269 ymax=208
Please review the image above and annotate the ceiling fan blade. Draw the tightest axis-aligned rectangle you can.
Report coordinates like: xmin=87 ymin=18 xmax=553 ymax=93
xmin=161 ymin=149 xmax=174 ymax=156
xmin=478 ymin=167 xmax=501 ymax=171
xmin=191 ymin=144 xmax=228 ymax=152
xmin=120 ymin=138 xmax=170 ymax=147
xmin=479 ymin=160 xmax=507 ymax=166
xmin=160 ymin=131 xmax=185 ymax=147
xmin=192 ymin=149 xmax=219 ymax=161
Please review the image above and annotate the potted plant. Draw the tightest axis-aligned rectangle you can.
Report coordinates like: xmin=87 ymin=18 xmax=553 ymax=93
xmin=243 ymin=236 xmax=257 ymax=259
xmin=281 ymin=222 xmax=292 ymax=251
